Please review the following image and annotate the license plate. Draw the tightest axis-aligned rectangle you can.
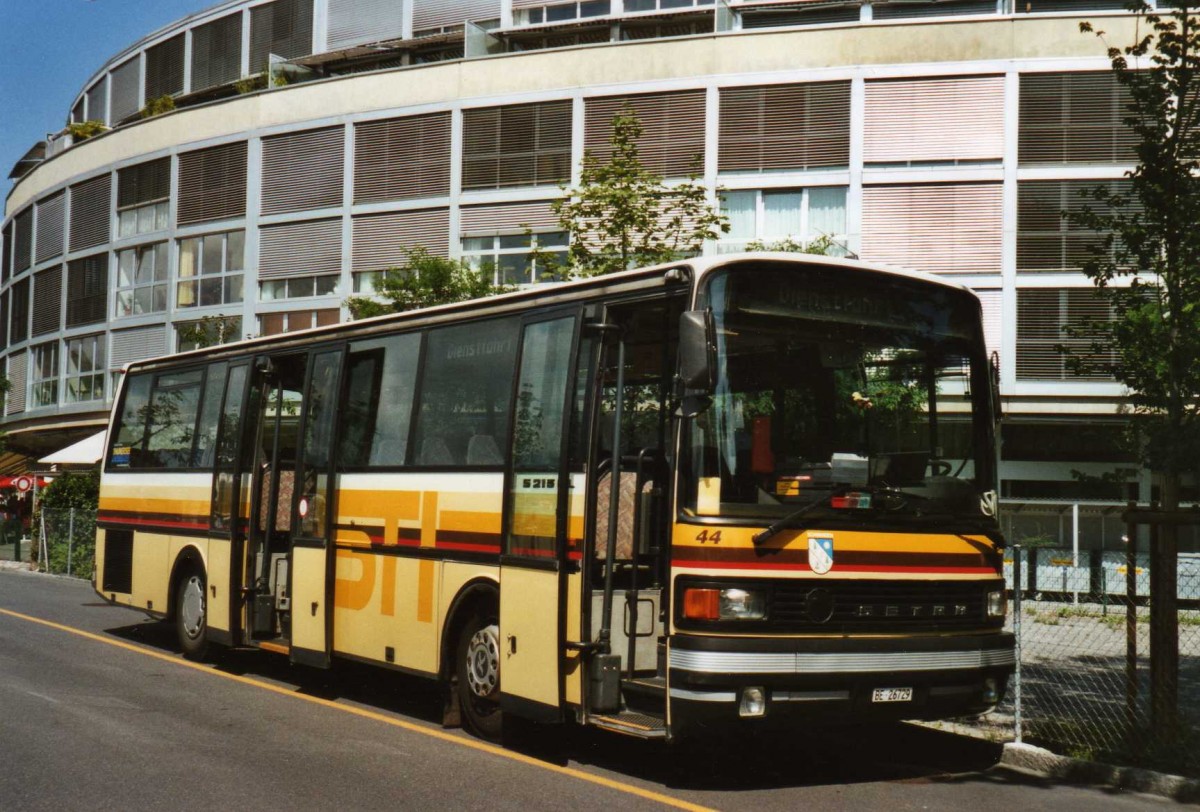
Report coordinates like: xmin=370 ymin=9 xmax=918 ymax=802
xmin=872 ymin=687 xmax=913 ymax=703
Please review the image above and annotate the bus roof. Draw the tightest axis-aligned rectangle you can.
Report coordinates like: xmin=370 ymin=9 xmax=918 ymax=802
xmin=131 ymin=252 xmax=978 ymax=373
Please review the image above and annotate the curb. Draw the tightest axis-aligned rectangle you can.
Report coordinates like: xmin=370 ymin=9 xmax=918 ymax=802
xmin=1001 ymin=742 xmax=1200 ymax=803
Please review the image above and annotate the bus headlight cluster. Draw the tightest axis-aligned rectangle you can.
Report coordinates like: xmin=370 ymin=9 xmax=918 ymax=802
xmin=682 ymin=587 xmax=767 ymax=621
xmin=987 ymin=590 xmax=1007 ymax=618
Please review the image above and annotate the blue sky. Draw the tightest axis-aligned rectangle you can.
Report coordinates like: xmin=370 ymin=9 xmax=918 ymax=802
xmin=0 ymin=0 xmax=215 ymax=188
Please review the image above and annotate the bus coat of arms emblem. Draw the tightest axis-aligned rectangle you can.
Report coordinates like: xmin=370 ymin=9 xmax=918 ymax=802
xmin=808 ymin=535 xmax=834 ymax=575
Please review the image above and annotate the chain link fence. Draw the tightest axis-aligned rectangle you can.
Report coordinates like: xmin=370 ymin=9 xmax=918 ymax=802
xmin=973 ymin=505 xmax=1200 ymax=779
xmin=37 ymin=507 xmax=97 ymax=580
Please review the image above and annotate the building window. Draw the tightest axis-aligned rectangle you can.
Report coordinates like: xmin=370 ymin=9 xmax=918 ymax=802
xmin=177 ymin=231 xmax=245 ymax=308
xmin=516 ymin=0 xmax=612 ymax=25
xmin=462 ymin=231 xmax=569 ymax=285
xmin=1016 ymin=288 xmax=1118 ymax=381
xmin=65 ymin=334 xmax=106 ymax=404
xmin=30 ymin=342 xmax=58 ymax=409
xmin=116 ymin=243 xmax=169 ymax=317
xmin=258 ymin=309 xmax=340 ymax=336
xmin=175 ymin=316 xmax=243 ymax=353
xmin=259 ymin=274 xmax=340 ymax=301
xmin=462 ymin=101 xmax=572 ymax=190
xmin=117 ymin=158 xmax=171 ymax=239
xmin=719 ymin=188 xmax=847 ymax=253
xmin=67 ymin=254 xmax=109 ymax=328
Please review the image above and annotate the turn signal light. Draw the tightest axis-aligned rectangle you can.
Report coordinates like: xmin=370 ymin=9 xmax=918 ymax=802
xmin=683 ymin=588 xmax=721 ymax=620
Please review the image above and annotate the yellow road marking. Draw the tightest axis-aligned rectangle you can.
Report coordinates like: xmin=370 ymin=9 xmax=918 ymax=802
xmin=0 ymin=607 xmax=714 ymax=812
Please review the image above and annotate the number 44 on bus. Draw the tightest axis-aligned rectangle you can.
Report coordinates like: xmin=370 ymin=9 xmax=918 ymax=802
xmin=94 ymin=253 xmax=1014 ymax=742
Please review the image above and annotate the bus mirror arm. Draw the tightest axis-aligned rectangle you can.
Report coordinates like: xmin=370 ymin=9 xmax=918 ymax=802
xmin=679 ymin=310 xmax=716 ymax=392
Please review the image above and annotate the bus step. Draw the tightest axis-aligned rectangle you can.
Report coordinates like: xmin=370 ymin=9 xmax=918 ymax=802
xmin=257 ymin=640 xmax=290 ymax=655
xmin=589 ymin=710 xmax=667 ymax=739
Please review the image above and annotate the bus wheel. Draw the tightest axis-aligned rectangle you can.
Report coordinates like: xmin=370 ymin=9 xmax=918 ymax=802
xmin=176 ymin=569 xmax=209 ymax=661
xmin=456 ymin=612 xmax=502 ymax=741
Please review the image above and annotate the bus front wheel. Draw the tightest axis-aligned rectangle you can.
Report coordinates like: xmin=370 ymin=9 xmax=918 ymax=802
xmin=456 ymin=611 xmax=503 ymax=741
xmin=176 ymin=569 xmax=209 ymax=661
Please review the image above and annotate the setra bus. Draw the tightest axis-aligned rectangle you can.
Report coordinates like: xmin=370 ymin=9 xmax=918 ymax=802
xmin=94 ymin=253 xmax=1014 ymax=741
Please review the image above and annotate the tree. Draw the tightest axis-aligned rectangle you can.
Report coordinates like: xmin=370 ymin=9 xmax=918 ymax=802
xmin=176 ymin=314 xmax=241 ymax=350
xmin=346 ymin=246 xmax=511 ymax=319
xmin=745 ymin=235 xmax=837 ymax=256
xmin=549 ymin=105 xmax=727 ymax=276
xmin=1070 ymin=1 xmax=1200 ymax=742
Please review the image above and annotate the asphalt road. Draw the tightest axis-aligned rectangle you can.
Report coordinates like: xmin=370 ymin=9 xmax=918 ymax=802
xmin=0 ymin=569 xmax=1175 ymax=811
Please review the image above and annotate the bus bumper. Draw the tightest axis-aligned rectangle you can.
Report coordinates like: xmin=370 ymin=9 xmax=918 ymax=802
xmin=667 ymin=632 xmax=1014 ymax=733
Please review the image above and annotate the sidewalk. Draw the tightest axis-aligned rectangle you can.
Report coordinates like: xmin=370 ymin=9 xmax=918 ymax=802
xmin=0 ymin=538 xmax=31 ymax=564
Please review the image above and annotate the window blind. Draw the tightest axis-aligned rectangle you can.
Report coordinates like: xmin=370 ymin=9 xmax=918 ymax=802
xmin=191 ymin=13 xmax=243 ymax=91
xmin=719 ymin=82 xmax=850 ymax=172
xmin=1019 ymin=72 xmax=1138 ymax=165
xmin=7 ymin=353 xmax=26 ymax=415
xmin=861 ymin=183 xmax=1003 ymax=275
xmin=462 ymin=101 xmax=572 ymax=190
xmin=354 ymin=113 xmax=451 ymax=203
xmin=352 ymin=209 xmax=450 ymax=271
xmin=1 ymin=224 xmax=10 ymax=282
xmin=250 ymin=0 xmax=314 ymax=74
xmin=864 ymin=76 xmax=1003 ymax=163
xmin=328 ymin=0 xmax=405 ymax=49
xmin=9 ymin=278 xmax=29 ymax=345
xmin=110 ymin=325 xmax=167 ymax=369
xmin=1017 ymin=179 xmax=1137 ymax=273
xmin=35 ymin=193 xmax=65 ymax=265
xmin=145 ymin=34 xmax=185 ymax=100
xmin=32 ymin=266 xmax=62 ymax=337
xmin=262 ymin=127 xmax=345 ymax=214
xmin=109 ymin=57 xmax=141 ymax=124
xmin=118 ymin=157 xmax=171 ymax=209
xmin=586 ymin=90 xmax=706 ymax=178
xmin=259 ymin=219 xmax=343 ymax=278
xmin=70 ymin=174 xmax=112 ymax=253
xmin=13 ymin=208 xmax=33 ymax=275
xmin=178 ymin=142 xmax=248 ymax=225
xmin=66 ymin=254 xmax=109 ymax=328
xmin=1016 ymin=288 xmax=1117 ymax=380
xmin=413 ymin=0 xmax=500 ymax=32
xmin=460 ymin=201 xmax=558 ymax=234
xmin=85 ymin=79 xmax=108 ymax=125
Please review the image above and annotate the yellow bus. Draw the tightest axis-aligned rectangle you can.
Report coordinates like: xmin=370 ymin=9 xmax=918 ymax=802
xmin=94 ymin=253 xmax=1014 ymax=741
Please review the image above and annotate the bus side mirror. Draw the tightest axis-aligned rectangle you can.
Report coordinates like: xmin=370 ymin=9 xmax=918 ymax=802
xmin=989 ymin=351 xmax=1002 ymax=425
xmin=679 ymin=310 xmax=716 ymax=392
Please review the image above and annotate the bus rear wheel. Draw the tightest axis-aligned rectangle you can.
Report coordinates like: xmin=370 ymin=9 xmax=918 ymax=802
xmin=176 ymin=569 xmax=209 ymax=661
xmin=456 ymin=612 xmax=503 ymax=741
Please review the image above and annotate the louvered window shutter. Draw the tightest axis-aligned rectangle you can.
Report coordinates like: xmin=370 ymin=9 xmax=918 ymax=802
xmin=352 ymin=209 xmax=450 ymax=271
xmin=118 ymin=158 xmax=171 ymax=209
xmin=9 ymin=279 xmax=29 ymax=345
xmin=35 ymin=193 xmax=66 ymax=265
xmin=460 ymin=201 xmax=558 ymax=234
xmin=462 ymin=101 xmax=572 ymax=190
xmin=1 ymin=224 xmax=10 ymax=282
xmin=178 ymin=142 xmax=248 ymax=225
xmin=145 ymin=34 xmax=185 ymax=100
xmin=0 ymin=294 xmax=8 ymax=352
xmin=719 ymin=82 xmax=850 ymax=172
xmin=70 ymin=174 xmax=112 ymax=253
xmin=191 ymin=13 xmax=243 ymax=91
xmin=32 ymin=266 xmax=62 ymax=337
xmin=354 ymin=113 xmax=451 ymax=203
xmin=861 ymin=183 xmax=1002 ymax=275
xmin=110 ymin=326 xmax=167 ymax=369
xmin=975 ymin=289 xmax=1002 ymax=362
xmin=86 ymin=80 xmax=108 ymax=125
xmin=262 ymin=127 xmax=345 ymax=214
xmin=110 ymin=58 xmax=141 ymax=124
xmin=1019 ymin=72 xmax=1138 ymax=165
xmin=250 ymin=0 xmax=314 ymax=74
xmin=328 ymin=0 xmax=405 ymax=49
xmin=1017 ymin=179 xmax=1136 ymax=273
xmin=259 ymin=219 xmax=343 ymax=278
xmin=7 ymin=353 xmax=26 ymax=415
xmin=13 ymin=209 xmax=33 ymax=275
xmin=412 ymin=0 xmax=501 ymax=32
xmin=72 ymin=99 xmax=85 ymax=125
xmin=66 ymin=254 xmax=109 ymax=328
xmin=864 ymin=76 xmax=1003 ymax=163
xmin=1016 ymin=288 xmax=1117 ymax=380
xmin=586 ymin=91 xmax=706 ymax=178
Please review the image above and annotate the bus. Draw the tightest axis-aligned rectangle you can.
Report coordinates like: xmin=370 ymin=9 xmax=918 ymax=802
xmin=94 ymin=253 xmax=1014 ymax=741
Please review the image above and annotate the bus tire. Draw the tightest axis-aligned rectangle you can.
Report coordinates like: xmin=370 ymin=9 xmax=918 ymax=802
xmin=456 ymin=610 xmax=503 ymax=742
xmin=176 ymin=567 xmax=209 ymax=661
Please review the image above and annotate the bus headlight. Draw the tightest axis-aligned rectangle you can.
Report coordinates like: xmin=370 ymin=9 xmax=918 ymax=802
xmin=987 ymin=590 xmax=1007 ymax=618
xmin=682 ymin=588 xmax=767 ymax=621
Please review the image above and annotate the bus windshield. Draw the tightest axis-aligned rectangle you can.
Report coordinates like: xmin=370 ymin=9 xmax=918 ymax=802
xmin=682 ymin=262 xmax=996 ymax=530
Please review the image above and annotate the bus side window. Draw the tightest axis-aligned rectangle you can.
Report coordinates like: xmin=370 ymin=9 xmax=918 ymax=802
xmin=145 ymin=369 xmax=204 ymax=469
xmin=212 ymin=364 xmax=248 ymax=530
xmin=339 ymin=333 xmax=421 ymax=468
xmin=109 ymin=373 xmax=153 ymax=468
xmin=192 ymin=361 xmax=228 ymax=468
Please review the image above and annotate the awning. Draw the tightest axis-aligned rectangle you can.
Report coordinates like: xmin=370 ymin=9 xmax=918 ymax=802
xmin=38 ymin=430 xmax=106 ymax=466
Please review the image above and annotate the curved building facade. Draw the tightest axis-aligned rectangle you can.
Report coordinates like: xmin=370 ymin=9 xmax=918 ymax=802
xmin=1 ymin=1 xmax=1155 ymax=514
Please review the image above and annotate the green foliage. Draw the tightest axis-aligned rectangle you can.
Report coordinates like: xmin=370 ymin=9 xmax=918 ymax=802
xmin=745 ymin=235 xmax=837 ymax=256
xmin=178 ymin=315 xmax=241 ymax=350
xmin=234 ymin=75 xmax=267 ymax=94
xmin=39 ymin=470 xmax=99 ymax=510
xmin=68 ymin=120 xmax=107 ymax=141
xmin=345 ymin=247 xmax=512 ymax=319
xmin=1069 ymin=3 xmax=1200 ymax=505
xmin=140 ymin=94 xmax=176 ymax=119
xmin=550 ymin=105 xmax=728 ymax=277
xmin=35 ymin=472 xmax=99 ymax=579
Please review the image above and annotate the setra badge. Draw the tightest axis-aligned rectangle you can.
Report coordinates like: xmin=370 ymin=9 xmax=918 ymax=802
xmin=808 ymin=535 xmax=834 ymax=575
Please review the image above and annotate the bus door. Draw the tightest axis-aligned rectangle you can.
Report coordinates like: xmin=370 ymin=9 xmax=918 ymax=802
xmin=585 ymin=295 xmax=680 ymax=720
xmin=243 ymin=349 xmax=345 ymax=666
xmin=498 ymin=313 xmax=580 ymax=720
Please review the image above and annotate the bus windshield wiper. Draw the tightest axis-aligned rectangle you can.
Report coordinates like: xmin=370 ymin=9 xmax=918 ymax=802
xmin=753 ymin=494 xmax=836 ymax=546
xmin=752 ymin=484 xmax=929 ymax=546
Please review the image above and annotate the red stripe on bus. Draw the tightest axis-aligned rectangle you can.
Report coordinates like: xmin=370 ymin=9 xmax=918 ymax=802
xmin=672 ymin=559 xmax=996 ymax=574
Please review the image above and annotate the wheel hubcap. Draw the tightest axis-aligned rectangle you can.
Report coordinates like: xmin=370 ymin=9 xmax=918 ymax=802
xmin=465 ymin=624 xmax=499 ymax=698
xmin=180 ymin=575 xmax=205 ymax=640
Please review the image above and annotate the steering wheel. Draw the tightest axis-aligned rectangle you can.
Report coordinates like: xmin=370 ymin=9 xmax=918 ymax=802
xmin=930 ymin=459 xmax=953 ymax=477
